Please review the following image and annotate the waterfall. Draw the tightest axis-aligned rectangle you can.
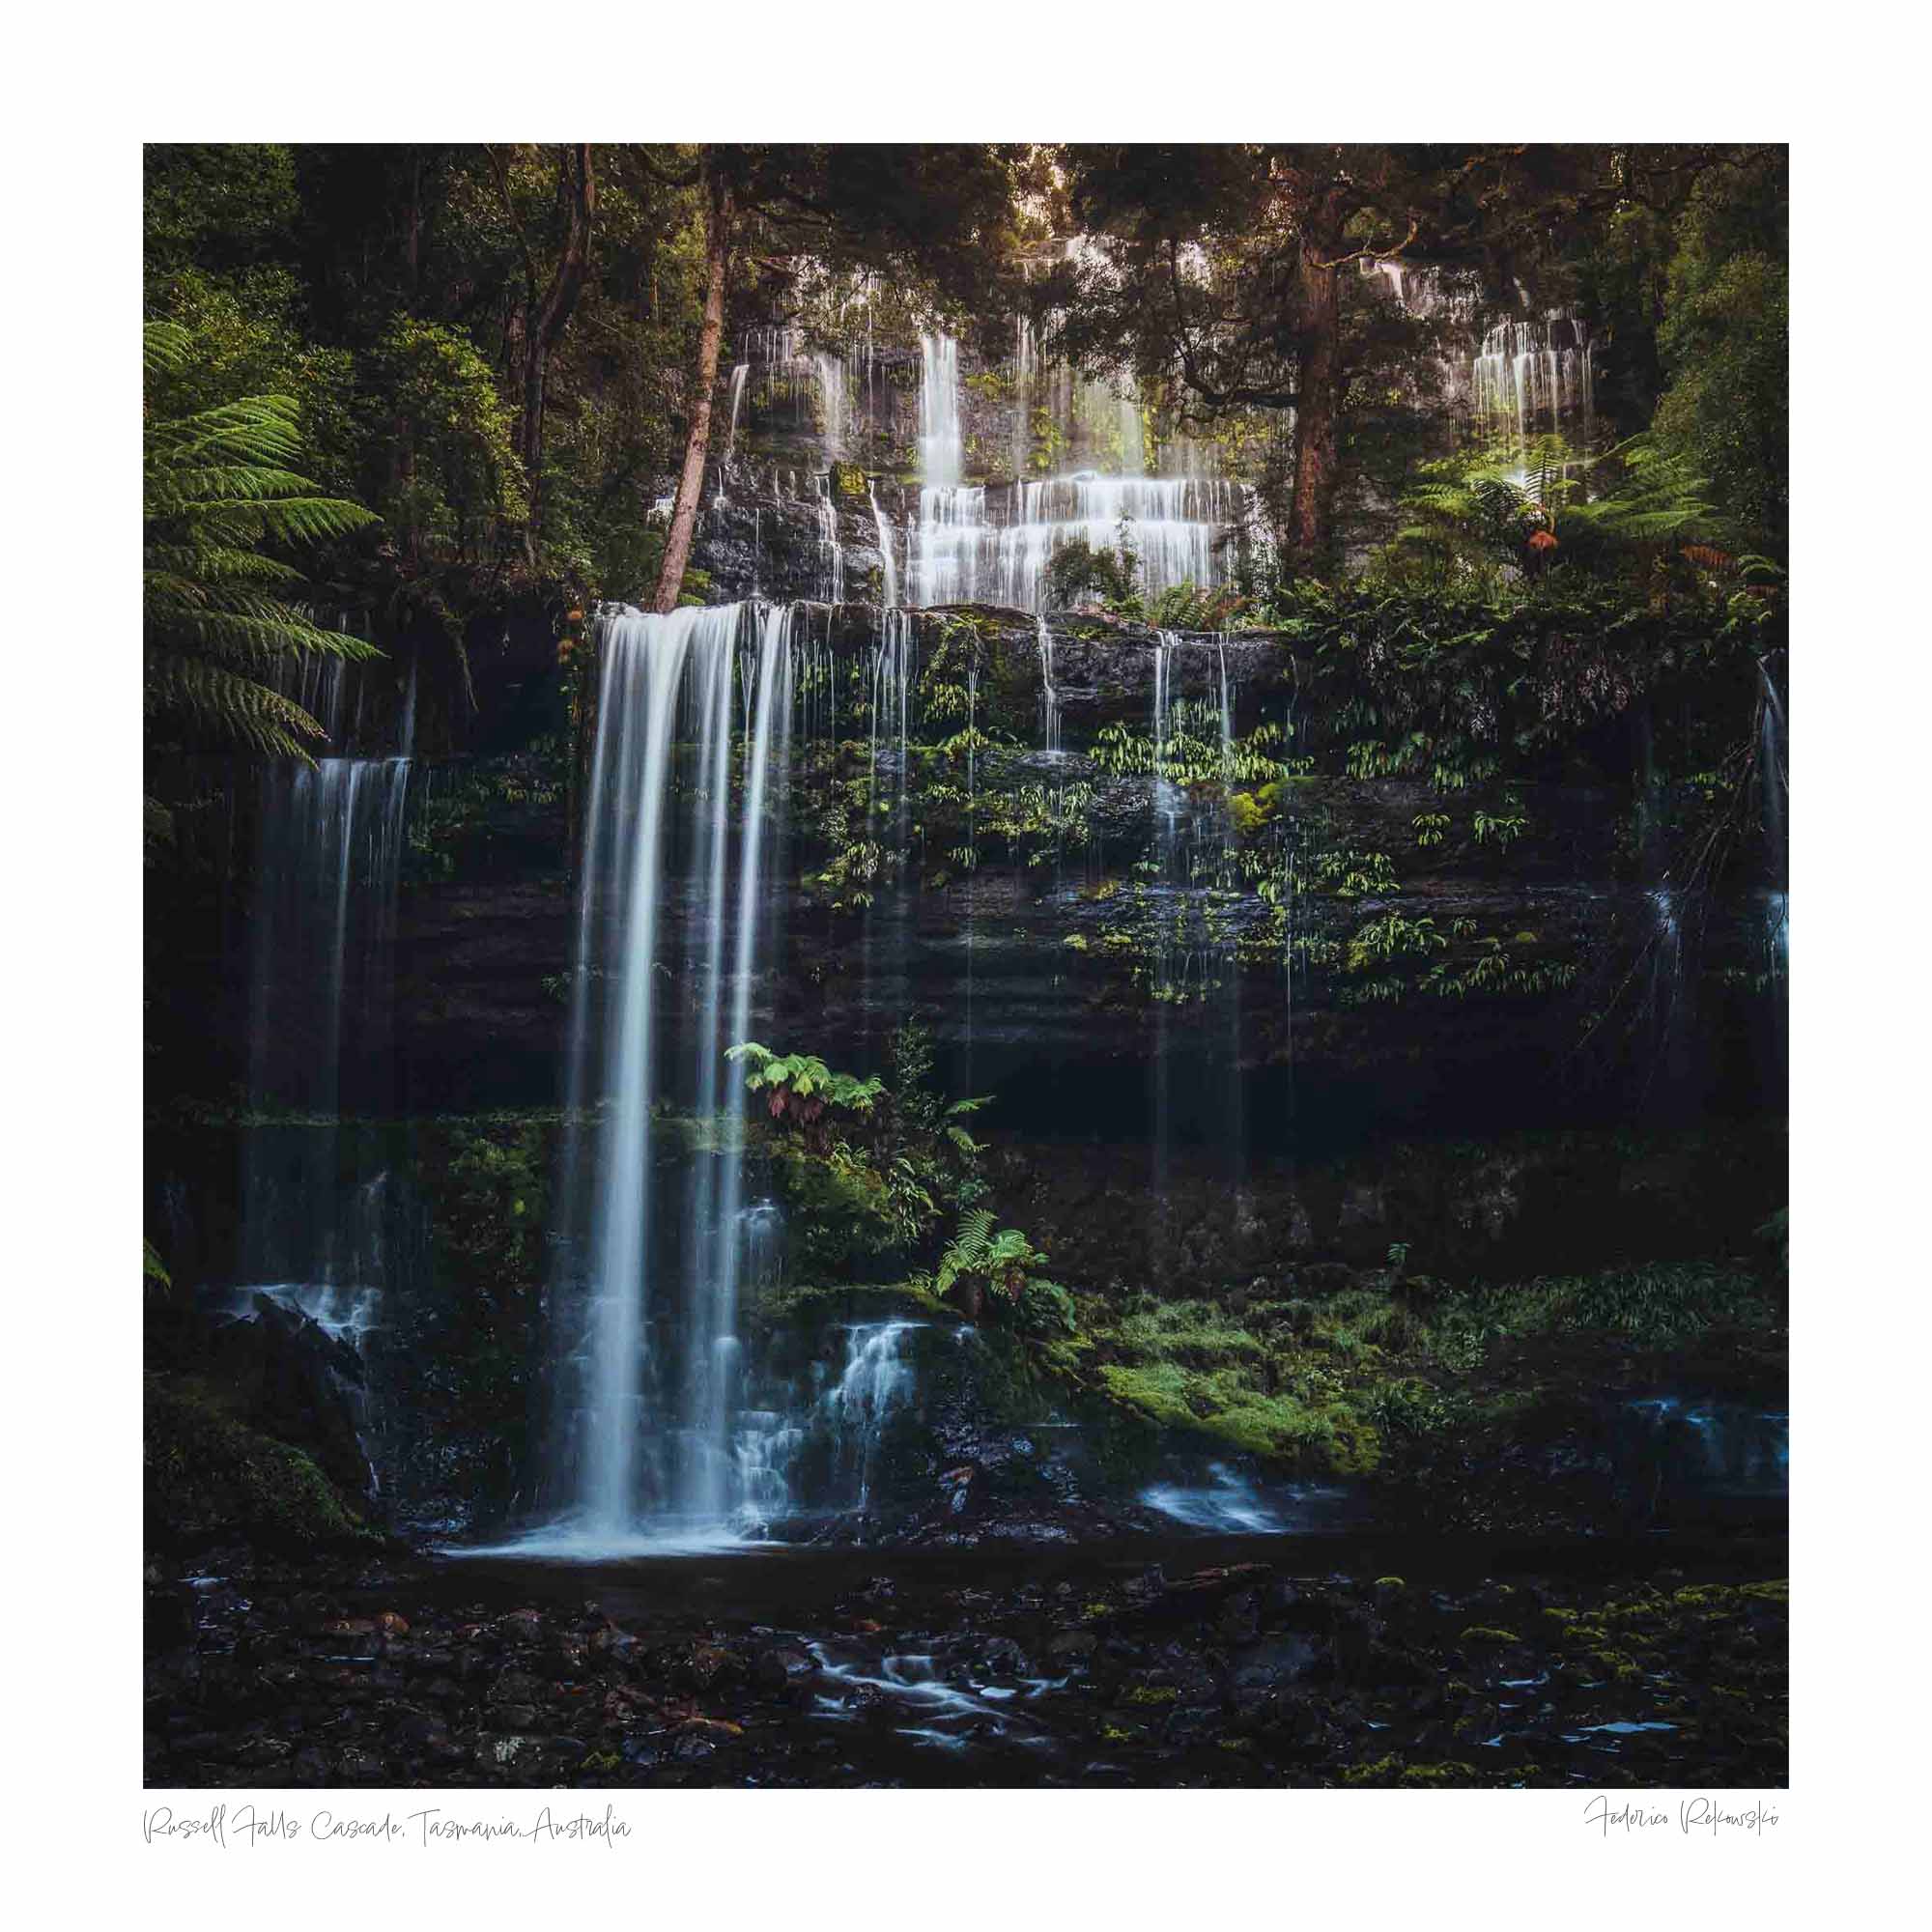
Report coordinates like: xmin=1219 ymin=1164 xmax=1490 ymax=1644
xmin=1037 ymin=615 xmax=1060 ymax=755
xmin=1150 ymin=634 xmax=1178 ymax=1241
xmin=899 ymin=328 xmax=1246 ymax=611
xmin=962 ymin=662 xmax=980 ymax=1094
xmin=869 ymin=482 xmax=899 ymax=607
xmin=240 ymin=755 xmax=412 ymax=1297
xmin=823 ymin=1321 xmax=920 ymax=1509
xmin=1143 ymin=634 xmax=1245 ymax=1258
xmin=912 ymin=470 xmax=1247 ymax=611
xmin=1012 ymin=312 xmax=1035 ymax=478
xmin=814 ymin=353 xmax=847 ymax=458
xmin=1472 ymin=317 xmax=1594 ymax=448
xmin=531 ymin=601 xmax=798 ymax=1550
xmin=1118 ymin=388 xmax=1144 ymax=475
xmin=918 ymin=331 xmax=963 ymax=486
xmin=724 ymin=363 xmax=749 ymax=463
xmin=863 ymin=611 xmax=917 ymax=1054
xmin=817 ymin=477 xmax=845 ymax=603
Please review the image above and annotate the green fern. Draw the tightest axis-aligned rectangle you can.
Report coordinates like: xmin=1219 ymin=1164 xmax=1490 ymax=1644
xmin=931 ymin=1208 xmax=1047 ymax=1302
xmin=144 ymin=319 xmax=381 ymax=769
xmin=726 ymin=1041 xmax=883 ymax=1121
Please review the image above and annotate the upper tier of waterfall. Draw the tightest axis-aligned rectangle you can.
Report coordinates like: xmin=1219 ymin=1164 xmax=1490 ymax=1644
xmin=1472 ymin=316 xmax=1595 ymax=447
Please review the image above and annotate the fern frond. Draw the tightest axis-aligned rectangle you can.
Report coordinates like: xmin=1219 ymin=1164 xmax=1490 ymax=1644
xmin=146 ymin=657 xmax=327 ymax=760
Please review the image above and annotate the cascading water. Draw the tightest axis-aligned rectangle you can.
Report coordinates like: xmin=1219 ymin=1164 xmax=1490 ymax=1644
xmin=1145 ymin=633 xmax=1246 ymax=1261
xmin=1150 ymin=634 xmax=1178 ymax=1237
xmin=862 ymin=610 xmax=918 ymax=1052
xmin=814 ymin=353 xmax=847 ymax=458
xmin=1036 ymin=614 xmax=1060 ymax=755
xmin=724 ymin=363 xmax=750 ymax=464
xmin=913 ymin=474 xmax=1250 ymax=612
xmin=822 ymin=1321 xmax=920 ymax=1510
xmin=817 ymin=476 xmax=846 ymax=603
xmin=868 ymin=483 xmax=899 ymax=608
xmin=1011 ymin=312 xmax=1035 ymax=478
xmin=238 ymin=753 xmax=412 ymax=1304
xmin=907 ymin=329 xmax=1249 ymax=611
xmin=1472 ymin=316 xmax=1595 ymax=449
xmin=917 ymin=330 xmax=963 ymax=488
xmin=526 ymin=601 xmax=798 ymax=1551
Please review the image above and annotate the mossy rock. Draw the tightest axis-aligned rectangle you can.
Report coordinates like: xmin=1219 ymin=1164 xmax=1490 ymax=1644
xmin=145 ymin=1377 xmax=375 ymax=1550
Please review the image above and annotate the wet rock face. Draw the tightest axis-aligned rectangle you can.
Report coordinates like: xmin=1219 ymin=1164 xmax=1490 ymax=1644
xmin=359 ymin=601 xmax=1782 ymax=1124
xmin=987 ymin=1121 xmax=1787 ymax=1295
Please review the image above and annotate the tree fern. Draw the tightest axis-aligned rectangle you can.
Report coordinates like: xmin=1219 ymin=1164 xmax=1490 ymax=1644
xmin=144 ymin=319 xmax=381 ymax=776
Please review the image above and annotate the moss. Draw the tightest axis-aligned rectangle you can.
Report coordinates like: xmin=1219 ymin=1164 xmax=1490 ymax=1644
xmin=1094 ymin=1362 xmax=1349 ymax=1465
xmin=1459 ymin=1626 xmax=1522 ymax=1646
xmin=145 ymin=1377 xmax=374 ymax=1549
xmin=1340 ymin=1756 xmax=1480 ymax=1788
xmin=745 ymin=1278 xmax=948 ymax=1332
xmin=1322 ymin=1410 xmax=1383 ymax=1475
xmin=1125 ymin=1685 xmax=1179 ymax=1705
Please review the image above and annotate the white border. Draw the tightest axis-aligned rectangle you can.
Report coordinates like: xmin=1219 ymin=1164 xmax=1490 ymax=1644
xmin=3 ymin=0 xmax=1917 ymax=1919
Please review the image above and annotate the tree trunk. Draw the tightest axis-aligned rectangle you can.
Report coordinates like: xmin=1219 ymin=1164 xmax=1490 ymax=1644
xmin=520 ymin=145 xmax=598 ymax=563
xmin=652 ymin=166 xmax=732 ymax=614
xmin=1287 ymin=234 xmax=1342 ymax=570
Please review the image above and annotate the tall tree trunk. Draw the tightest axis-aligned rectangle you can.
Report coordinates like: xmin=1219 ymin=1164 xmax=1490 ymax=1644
xmin=652 ymin=166 xmax=732 ymax=613
xmin=520 ymin=145 xmax=598 ymax=564
xmin=1287 ymin=233 xmax=1342 ymax=570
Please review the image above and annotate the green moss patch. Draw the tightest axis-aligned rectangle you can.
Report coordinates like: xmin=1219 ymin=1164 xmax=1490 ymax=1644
xmin=145 ymin=1376 xmax=375 ymax=1550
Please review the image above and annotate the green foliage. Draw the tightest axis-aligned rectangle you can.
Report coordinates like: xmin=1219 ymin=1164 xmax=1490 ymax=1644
xmin=930 ymin=1208 xmax=1047 ymax=1300
xmin=441 ymin=1121 xmax=551 ymax=1280
xmin=145 ymin=145 xmax=298 ymax=274
xmin=1044 ymin=532 xmax=1141 ymax=611
xmin=731 ymin=1025 xmax=985 ymax=1277
xmin=367 ymin=316 xmax=527 ymax=559
xmin=144 ymin=320 xmax=381 ymax=771
xmin=916 ymin=1208 xmax=1070 ymax=1336
xmin=1437 ymin=1261 xmax=1775 ymax=1350
xmin=1388 ymin=436 xmax=1724 ymax=590
xmin=1265 ymin=576 xmax=1779 ymax=796
xmin=1142 ymin=580 xmax=1250 ymax=631
xmin=1015 ymin=1277 xmax=1078 ymax=1339
xmin=145 ymin=1377 xmax=373 ymax=1548
xmin=728 ymin=1041 xmax=884 ymax=1131
xmin=1654 ymin=251 xmax=1787 ymax=549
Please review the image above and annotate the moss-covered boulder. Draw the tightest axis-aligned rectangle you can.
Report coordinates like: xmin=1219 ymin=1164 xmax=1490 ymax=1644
xmin=144 ymin=1376 xmax=377 ymax=1551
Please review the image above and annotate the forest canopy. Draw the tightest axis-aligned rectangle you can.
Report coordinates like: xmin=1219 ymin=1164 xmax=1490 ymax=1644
xmin=141 ymin=140 xmax=1786 ymax=779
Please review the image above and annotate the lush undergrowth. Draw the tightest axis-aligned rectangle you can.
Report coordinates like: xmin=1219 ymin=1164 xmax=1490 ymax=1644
xmin=1009 ymin=1255 xmax=1784 ymax=1480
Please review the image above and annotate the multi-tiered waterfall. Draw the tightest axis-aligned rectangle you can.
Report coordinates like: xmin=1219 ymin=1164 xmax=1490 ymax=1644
xmin=1472 ymin=316 xmax=1596 ymax=449
xmin=906 ymin=331 xmax=1248 ymax=611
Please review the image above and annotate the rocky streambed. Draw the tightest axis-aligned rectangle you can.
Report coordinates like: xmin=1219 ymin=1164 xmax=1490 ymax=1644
xmin=145 ymin=1533 xmax=1786 ymax=1789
